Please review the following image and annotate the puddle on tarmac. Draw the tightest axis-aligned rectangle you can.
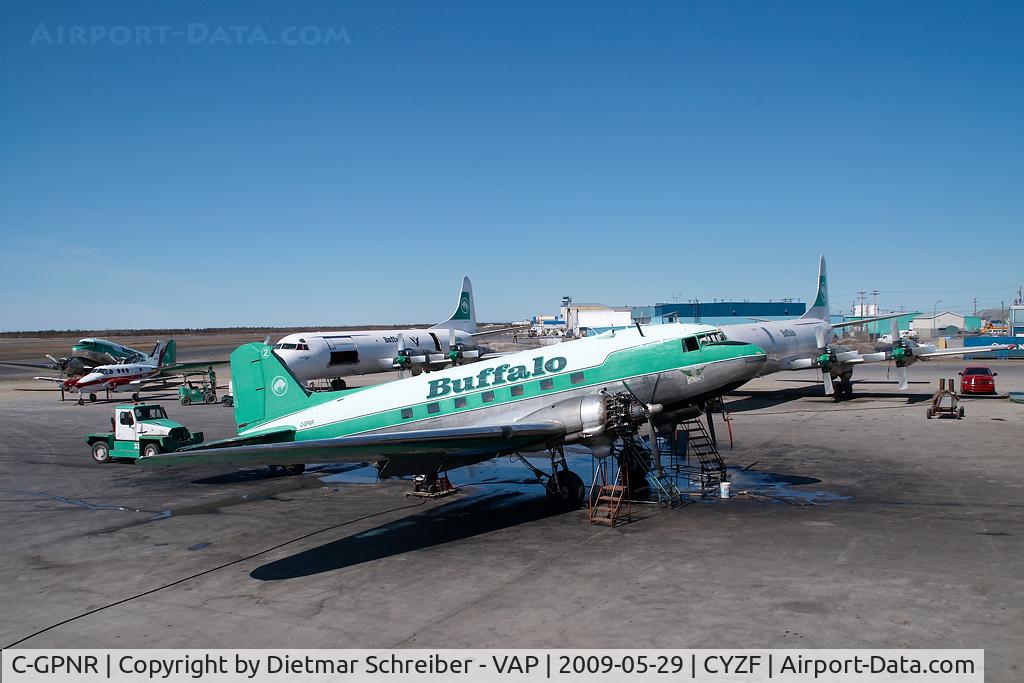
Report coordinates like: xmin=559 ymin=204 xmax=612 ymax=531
xmin=314 ymin=446 xmax=848 ymax=506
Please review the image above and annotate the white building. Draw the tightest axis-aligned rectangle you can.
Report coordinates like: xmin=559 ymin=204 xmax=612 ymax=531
xmin=910 ymin=312 xmax=965 ymax=339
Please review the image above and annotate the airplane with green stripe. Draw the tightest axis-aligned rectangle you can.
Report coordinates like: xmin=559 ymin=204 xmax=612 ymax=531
xmin=140 ymin=323 xmax=767 ymax=507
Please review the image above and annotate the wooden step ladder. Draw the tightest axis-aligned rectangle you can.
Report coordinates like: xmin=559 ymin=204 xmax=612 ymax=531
xmin=588 ymin=459 xmax=631 ymax=527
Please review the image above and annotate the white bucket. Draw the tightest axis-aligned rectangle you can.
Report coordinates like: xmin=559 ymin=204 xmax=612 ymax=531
xmin=719 ymin=481 xmax=731 ymax=499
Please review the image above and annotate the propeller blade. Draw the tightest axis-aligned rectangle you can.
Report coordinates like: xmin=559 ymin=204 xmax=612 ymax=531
xmin=410 ymin=355 xmax=427 ymax=364
xmin=815 ymin=326 xmax=828 ymax=350
xmin=835 ymin=350 xmax=861 ymax=362
xmin=860 ymin=352 xmax=887 ymax=362
xmin=896 ymin=366 xmax=909 ymax=391
xmin=648 ymin=417 xmax=662 ymax=476
xmin=448 ymin=328 xmax=456 ymax=352
xmin=461 ymin=350 xmax=480 ymax=359
xmin=890 ymin=319 xmax=900 ymax=341
xmin=823 ymin=371 xmax=835 ymax=395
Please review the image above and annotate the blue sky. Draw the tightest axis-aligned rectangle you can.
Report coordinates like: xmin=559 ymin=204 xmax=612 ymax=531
xmin=2 ymin=1 xmax=1022 ymax=330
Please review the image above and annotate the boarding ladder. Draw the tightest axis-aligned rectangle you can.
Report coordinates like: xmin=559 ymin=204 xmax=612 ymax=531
xmin=667 ymin=417 xmax=727 ymax=493
xmin=588 ymin=459 xmax=630 ymax=527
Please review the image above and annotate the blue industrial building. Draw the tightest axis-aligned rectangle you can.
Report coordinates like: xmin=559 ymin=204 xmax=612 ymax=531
xmin=632 ymin=301 xmax=807 ymax=327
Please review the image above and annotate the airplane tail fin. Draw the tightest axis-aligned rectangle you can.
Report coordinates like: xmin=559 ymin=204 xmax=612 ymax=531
xmin=229 ymin=343 xmax=311 ymax=429
xmin=150 ymin=340 xmax=177 ymax=367
xmin=800 ymin=255 xmax=830 ymax=321
xmin=431 ymin=276 xmax=476 ymax=333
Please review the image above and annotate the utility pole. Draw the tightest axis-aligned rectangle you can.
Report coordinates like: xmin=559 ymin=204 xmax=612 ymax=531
xmin=871 ymin=289 xmax=879 ymax=315
xmin=973 ymin=298 xmax=978 ymax=315
xmin=857 ymin=291 xmax=867 ymax=317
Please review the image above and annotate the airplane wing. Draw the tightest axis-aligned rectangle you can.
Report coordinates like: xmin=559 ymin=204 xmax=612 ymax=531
xmin=831 ymin=312 xmax=907 ymax=329
xmin=136 ymin=421 xmax=566 ymax=470
xmin=2 ymin=360 xmax=61 ymax=370
xmin=914 ymin=344 xmax=1011 ymax=360
xmin=470 ymin=325 xmax=530 ymax=338
xmin=33 ymin=376 xmax=67 ymax=384
xmin=745 ymin=317 xmax=772 ymax=323
xmin=157 ymin=360 xmax=230 ymax=376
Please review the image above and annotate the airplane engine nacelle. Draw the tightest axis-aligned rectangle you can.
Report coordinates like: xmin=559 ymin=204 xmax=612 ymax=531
xmin=522 ymin=395 xmax=607 ymax=443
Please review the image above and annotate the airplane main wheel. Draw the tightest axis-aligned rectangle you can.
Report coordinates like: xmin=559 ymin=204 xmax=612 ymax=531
xmin=89 ymin=393 xmax=97 ymax=402
xmin=131 ymin=392 xmax=140 ymax=401
xmin=330 ymin=379 xmax=346 ymax=391
xmin=91 ymin=442 xmax=111 ymax=464
xmin=285 ymin=464 xmax=305 ymax=475
xmin=547 ymin=470 xmax=584 ymax=509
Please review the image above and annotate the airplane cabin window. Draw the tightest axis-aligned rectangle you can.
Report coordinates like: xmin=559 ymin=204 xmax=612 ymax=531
xmin=540 ymin=378 xmax=554 ymax=390
xmin=400 ymin=408 xmax=413 ymax=419
xmin=427 ymin=402 xmax=440 ymax=414
xmin=482 ymin=391 xmax=495 ymax=403
xmin=511 ymin=385 xmax=524 ymax=396
xmin=454 ymin=397 xmax=467 ymax=408
xmin=570 ymin=372 xmax=584 ymax=384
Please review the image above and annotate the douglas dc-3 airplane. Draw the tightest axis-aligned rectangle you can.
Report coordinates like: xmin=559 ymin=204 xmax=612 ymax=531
xmin=37 ymin=340 xmax=227 ymax=404
xmin=273 ymin=277 xmax=516 ymax=389
xmin=2 ymin=337 xmax=150 ymax=377
xmin=717 ymin=257 xmax=1010 ymax=398
xmin=140 ymin=323 xmax=768 ymax=508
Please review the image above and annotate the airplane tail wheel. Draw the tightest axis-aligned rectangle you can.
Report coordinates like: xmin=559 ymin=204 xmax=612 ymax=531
xmin=91 ymin=442 xmax=111 ymax=463
xmin=547 ymin=470 xmax=584 ymax=509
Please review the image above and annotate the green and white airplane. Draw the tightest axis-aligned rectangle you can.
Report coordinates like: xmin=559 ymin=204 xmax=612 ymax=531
xmin=140 ymin=323 xmax=767 ymax=507
xmin=2 ymin=337 xmax=150 ymax=377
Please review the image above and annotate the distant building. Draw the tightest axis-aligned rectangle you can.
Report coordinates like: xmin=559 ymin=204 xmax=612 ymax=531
xmin=1011 ymin=306 xmax=1024 ymax=337
xmin=911 ymin=312 xmax=965 ymax=340
xmin=843 ymin=312 xmax=921 ymax=337
xmin=633 ymin=301 xmax=806 ymax=327
xmin=565 ymin=303 xmax=632 ymax=336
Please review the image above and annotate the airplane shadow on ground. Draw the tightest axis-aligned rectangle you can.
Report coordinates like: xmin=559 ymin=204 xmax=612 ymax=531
xmin=250 ymin=489 xmax=564 ymax=581
xmin=725 ymin=383 xmax=934 ymax=412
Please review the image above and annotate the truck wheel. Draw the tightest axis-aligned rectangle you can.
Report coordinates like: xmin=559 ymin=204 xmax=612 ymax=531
xmin=181 ymin=396 xmax=191 ymax=406
xmin=205 ymin=393 xmax=217 ymax=404
xmin=91 ymin=442 xmax=111 ymax=463
xmin=926 ymin=408 xmax=933 ymax=419
xmin=142 ymin=442 xmax=161 ymax=458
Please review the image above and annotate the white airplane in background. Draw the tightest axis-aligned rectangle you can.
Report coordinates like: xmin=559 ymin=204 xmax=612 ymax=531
xmin=273 ymin=277 xmax=517 ymax=389
xmin=717 ymin=257 xmax=1010 ymax=398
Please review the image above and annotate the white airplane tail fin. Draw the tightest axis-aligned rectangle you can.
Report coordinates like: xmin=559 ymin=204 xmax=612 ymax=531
xmin=431 ymin=276 xmax=476 ymax=333
xmin=149 ymin=339 xmax=177 ymax=367
xmin=801 ymin=255 xmax=830 ymax=321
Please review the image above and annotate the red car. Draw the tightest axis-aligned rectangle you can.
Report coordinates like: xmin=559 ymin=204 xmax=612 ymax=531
xmin=959 ymin=366 xmax=997 ymax=395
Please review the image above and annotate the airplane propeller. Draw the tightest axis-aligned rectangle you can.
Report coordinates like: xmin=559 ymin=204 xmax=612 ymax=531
xmin=814 ymin=328 xmax=836 ymax=395
xmin=444 ymin=328 xmax=480 ymax=367
xmin=888 ymin=320 xmax=912 ymax=390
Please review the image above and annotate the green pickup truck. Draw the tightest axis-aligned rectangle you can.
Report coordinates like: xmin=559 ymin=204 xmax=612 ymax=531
xmin=86 ymin=403 xmax=204 ymax=463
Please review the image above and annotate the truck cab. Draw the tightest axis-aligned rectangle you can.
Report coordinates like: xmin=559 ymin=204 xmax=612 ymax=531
xmin=86 ymin=403 xmax=204 ymax=463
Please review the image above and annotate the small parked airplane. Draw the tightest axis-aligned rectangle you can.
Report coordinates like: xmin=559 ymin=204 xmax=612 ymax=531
xmin=139 ymin=323 xmax=768 ymax=507
xmin=1 ymin=337 xmax=150 ymax=377
xmin=272 ymin=277 xmax=517 ymax=389
xmin=36 ymin=340 xmax=226 ymax=404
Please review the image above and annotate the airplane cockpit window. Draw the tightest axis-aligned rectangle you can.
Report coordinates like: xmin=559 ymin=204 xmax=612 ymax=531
xmin=696 ymin=331 xmax=726 ymax=345
xmin=683 ymin=337 xmax=700 ymax=352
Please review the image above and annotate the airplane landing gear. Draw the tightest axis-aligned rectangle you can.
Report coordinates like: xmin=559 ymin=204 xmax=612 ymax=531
xmin=89 ymin=393 xmax=98 ymax=403
xmin=330 ymin=378 xmax=347 ymax=391
xmin=514 ymin=446 xmax=585 ymax=509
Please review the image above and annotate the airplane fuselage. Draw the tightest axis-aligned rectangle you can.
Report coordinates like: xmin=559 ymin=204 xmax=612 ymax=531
xmin=68 ymin=363 xmax=161 ymax=395
xmin=273 ymin=328 xmax=479 ymax=382
xmin=718 ymin=319 xmax=833 ymax=374
xmin=243 ymin=324 xmax=768 ymax=457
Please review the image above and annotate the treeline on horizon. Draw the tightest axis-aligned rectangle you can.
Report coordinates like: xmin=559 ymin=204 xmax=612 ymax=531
xmin=0 ymin=322 xmax=514 ymax=338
